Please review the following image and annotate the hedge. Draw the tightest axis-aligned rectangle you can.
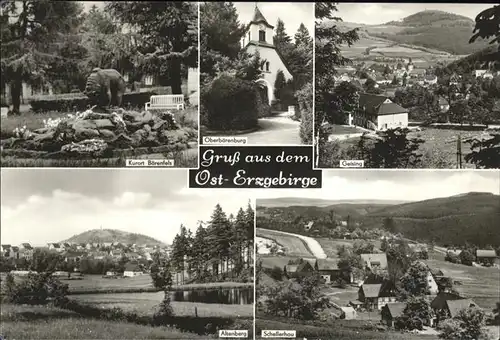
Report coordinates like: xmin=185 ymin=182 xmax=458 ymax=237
xmin=30 ymin=91 xmax=157 ymax=113
xmin=297 ymin=82 xmax=313 ymax=144
xmin=201 ymin=75 xmax=258 ymax=131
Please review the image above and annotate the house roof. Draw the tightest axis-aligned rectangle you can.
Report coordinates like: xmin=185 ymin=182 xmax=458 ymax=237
xmin=21 ymin=243 xmax=32 ymax=249
xmin=424 ymin=74 xmax=437 ymax=81
xmin=285 ymin=264 xmax=298 ymax=273
xmin=430 ymin=291 xmax=463 ymax=310
xmin=316 ymin=258 xmax=340 ymax=271
xmin=446 ymin=299 xmax=478 ymax=318
xmin=438 ymin=97 xmax=449 ymax=106
xmin=385 ymin=302 xmax=406 ymax=318
xmin=296 ymin=261 xmax=314 ymax=272
xmin=476 ymin=249 xmax=497 ymax=258
xmin=376 ymin=103 xmax=408 ymax=116
xmin=447 ymin=249 xmax=462 ymax=256
xmin=411 ymin=68 xmax=426 ymax=75
xmin=360 ymin=253 xmax=388 ymax=269
xmin=361 ymin=284 xmax=382 ymax=298
xmin=11 ymin=246 xmax=19 ymax=251
xmin=249 ymin=6 xmax=273 ymax=29
xmin=124 ymin=262 xmax=141 ymax=272
xmin=1 ymin=244 xmax=11 ymax=249
xmin=359 ymin=93 xmax=390 ymax=109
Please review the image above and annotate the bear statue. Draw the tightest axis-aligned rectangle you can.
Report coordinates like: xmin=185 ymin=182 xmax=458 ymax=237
xmin=84 ymin=68 xmax=126 ymax=109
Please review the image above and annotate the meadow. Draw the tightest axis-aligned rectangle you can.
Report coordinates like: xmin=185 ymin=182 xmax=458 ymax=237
xmin=256 ymin=228 xmax=312 ymax=257
xmin=1 ymin=304 xmax=208 ymax=339
xmin=69 ymin=292 xmax=254 ymax=318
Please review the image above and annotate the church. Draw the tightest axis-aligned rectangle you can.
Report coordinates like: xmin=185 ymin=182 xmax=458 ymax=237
xmin=240 ymin=5 xmax=293 ymax=105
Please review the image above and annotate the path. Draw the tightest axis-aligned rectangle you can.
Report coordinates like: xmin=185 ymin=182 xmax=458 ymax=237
xmin=257 ymin=228 xmax=327 ymax=259
xmin=240 ymin=112 xmax=301 ymax=145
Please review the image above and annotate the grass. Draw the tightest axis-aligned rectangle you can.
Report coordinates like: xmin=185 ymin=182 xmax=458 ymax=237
xmin=257 ymin=229 xmax=312 ymax=257
xmin=424 ymin=258 xmax=500 ymax=310
xmin=316 ymin=238 xmax=383 ymax=258
xmin=69 ymin=292 xmax=253 ymax=318
xmin=321 ymin=127 xmax=485 ymax=168
xmin=255 ymin=317 xmax=440 ymax=340
xmin=1 ymin=304 xmax=207 ymax=339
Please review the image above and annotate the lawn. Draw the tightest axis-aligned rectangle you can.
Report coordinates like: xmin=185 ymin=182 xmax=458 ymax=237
xmin=69 ymin=292 xmax=254 ymax=318
xmin=424 ymin=258 xmax=500 ymax=310
xmin=256 ymin=229 xmax=312 ymax=257
xmin=1 ymin=304 xmax=207 ymax=339
xmin=0 ymin=107 xmax=199 ymax=168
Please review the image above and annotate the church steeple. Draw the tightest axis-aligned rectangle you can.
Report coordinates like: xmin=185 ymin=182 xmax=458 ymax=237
xmin=250 ymin=4 xmax=274 ymax=29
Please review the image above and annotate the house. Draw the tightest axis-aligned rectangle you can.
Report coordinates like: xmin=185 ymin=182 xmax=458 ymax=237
xmin=360 ymin=253 xmax=388 ymax=270
xmin=444 ymin=299 xmax=479 ymax=319
xmin=47 ymin=243 xmax=62 ymax=252
xmin=2 ymin=245 xmax=13 ymax=258
xmin=19 ymin=243 xmax=34 ymax=260
xmin=438 ymin=97 xmax=450 ymax=112
xmin=240 ymin=5 xmax=293 ymax=105
xmin=431 ymin=291 xmax=464 ymax=318
xmin=340 ymin=306 xmax=358 ymax=320
xmin=425 ymin=270 xmax=439 ymax=295
xmin=304 ymin=221 xmax=314 ymax=231
xmin=473 ymin=69 xmax=493 ymax=78
xmin=90 ymin=251 xmax=108 ymax=260
xmin=357 ymin=281 xmax=398 ymax=310
xmin=64 ymin=251 xmax=86 ymax=262
xmin=110 ymin=250 xmax=123 ymax=258
xmin=102 ymin=242 xmax=113 ymax=248
xmin=125 ymin=252 xmax=141 ymax=260
xmin=354 ymin=93 xmax=409 ymax=131
xmin=446 ymin=249 xmax=462 ymax=257
xmin=284 ymin=260 xmax=315 ymax=279
xmin=381 ymin=302 xmax=406 ymax=327
xmin=424 ymin=74 xmax=438 ymax=85
xmin=315 ymin=258 xmax=353 ymax=284
xmin=123 ymin=262 xmax=143 ymax=277
xmin=476 ymin=249 xmax=497 ymax=266
xmin=375 ymin=75 xmax=392 ymax=85
xmin=409 ymin=68 xmax=426 ymax=78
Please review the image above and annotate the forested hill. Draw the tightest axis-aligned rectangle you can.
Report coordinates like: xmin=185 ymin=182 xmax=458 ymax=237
xmin=61 ymin=229 xmax=167 ymax=246
xmin=257 ymin=193 xmax=500 ymax=247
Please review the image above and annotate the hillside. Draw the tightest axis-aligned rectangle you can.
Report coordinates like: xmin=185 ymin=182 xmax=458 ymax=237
xmin=438 ymin=45 xmax=500 ymax=75
xmin=257 ymin=192 xmax=500 ymax=247
xmin=61 ymin=229 xmax=167 ymax=246
xmin=335 ymin=10 xmax=490 ymax=55
xmin=257 ymin=197 xmax=408 ymax=208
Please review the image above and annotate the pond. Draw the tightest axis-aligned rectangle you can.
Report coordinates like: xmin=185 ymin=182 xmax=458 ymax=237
xmin=171 ymin=287 xmax=253 ymax=305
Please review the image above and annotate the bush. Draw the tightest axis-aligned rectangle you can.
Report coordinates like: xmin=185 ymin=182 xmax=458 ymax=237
xmin=201 ymin=75 xmax=258 ymax=131
xmin=268 ymin=266 xmax=283 ymax=281
xmin=30 ymin=91 xmax=157 ymax=113
xmin=459 ymin=250 xmax=475 ymax=266
xmin=2 ymin=272 xmax=69 ymax=305
xmin=298 ymin=82 xmax=313 ymax=145
xmin=255 ymin=88 xmax=272 ymax=118
xmin=445 ymin=252 xmax=460 ymax=263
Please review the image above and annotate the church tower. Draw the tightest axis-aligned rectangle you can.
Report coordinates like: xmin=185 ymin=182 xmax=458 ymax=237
xmin=241 ymin=4 xmax=293 ymax=105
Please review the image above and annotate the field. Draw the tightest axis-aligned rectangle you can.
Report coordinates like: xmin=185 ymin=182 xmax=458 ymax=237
xmin=323 ymin=127 xmax=485 ymax=168
xmin=256 ymin=228 xmax=312 ymax=257
xmin=69 ymin=292 xmax=254 ymax=318
xmin=0 ymin=107 xmax=199 ymax=168
xmin=1 ymin=304 xmax=207 ymax=339
xmin=424 ymin=258 xmax=500 ymax=310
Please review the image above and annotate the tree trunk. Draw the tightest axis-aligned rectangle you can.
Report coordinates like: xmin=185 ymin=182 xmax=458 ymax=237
xmin=169 ymin=59 xmax=182 ymax=94
xmin=10 ymin=79 xmax=22 ymax=115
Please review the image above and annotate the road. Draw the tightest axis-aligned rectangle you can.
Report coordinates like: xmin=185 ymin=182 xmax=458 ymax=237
xmin=240 ymin=112 xmax=301 ymax=145
xmin=257 ymin=228 xmax=327 ymax=259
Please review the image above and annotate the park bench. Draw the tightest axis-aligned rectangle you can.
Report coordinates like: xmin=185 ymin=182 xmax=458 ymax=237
xmin=145 ymin=94 xmax=185 ymax=111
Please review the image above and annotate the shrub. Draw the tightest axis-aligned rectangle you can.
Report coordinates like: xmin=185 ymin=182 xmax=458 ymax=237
xmin=255 ymin=88 xmax=272 ymax=118
xmin=153 ymin=293 xmax=175 ymax=323
xmin=445 ymin=252 xmax=460 ymax=263
xmin=2 ymin=272 xmax=68 ymax=305
xmin=298 ymin=82 xmax=313 ymax=145
xmin=30 ymin=91 xmax=157 ymax=113
xmin=459 ymin=249 xmax=475 ymax=266
xmin=438 ymin=306 xmax=485 ymax=340
xmin=201 ymin=75 xmax=258 ymax=131
xmin=268 ymin=266 xmax=283 ymax=281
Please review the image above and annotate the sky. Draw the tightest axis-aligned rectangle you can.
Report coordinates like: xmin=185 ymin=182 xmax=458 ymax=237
xmin=336 ymin=3 xmax=492 ymax=25
xmin=0 ymin=169 xmax=252 ymax=246
xmin=234 ymin=2 xmax=314 ymax=38
xmin=2 ymin=170 xmax=498 ymax=246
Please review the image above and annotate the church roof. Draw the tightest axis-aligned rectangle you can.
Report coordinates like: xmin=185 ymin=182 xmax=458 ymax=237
xmin=250 ymin=6 xmax=274 ymax=28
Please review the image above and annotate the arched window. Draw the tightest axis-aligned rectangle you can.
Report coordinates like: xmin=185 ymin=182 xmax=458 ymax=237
xmin=265 ymin=62 xmax=270 ymax=72
xmin=259 ymin=29 xmax=266 ymax=42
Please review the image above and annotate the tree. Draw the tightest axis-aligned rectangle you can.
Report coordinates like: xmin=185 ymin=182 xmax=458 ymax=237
xmin=353 ymin=240 xmax=375 ymax=255
xmin=327 ymin=81 xmax=360 ymax=124
xmin=459 ymin=249 xmax=475 ymax=266
xmin=200 ymin=2 xmax=245 ymax=82
xmin=366 ymin=128 xmax=425 ymax=168
xmin=292 ymin=23 xmax=314 ymax=88
xmin=1 ymin=1 xmax=83 ymax=114
xmin=150 ymin=253 xmax=173 ymax=290
xmin=274 ymin=18 xmax=292 ymax=54
xmin=464 ymin=132 xmax=500 ymax=169
xmin=315 ymin=2 xmax=359 ymax=155
xmin=107 ymin=1 xmax=198 ymax=94
xmin=398 ymin=261 xmax=431 ymax=299
xmin=235 ymin=51 xmax=264 ymax=81
xmin=470 ymin=5 xmax=500 ymax=66
xmin=445 ymin=252 xmax=461 ymax=263
xmin=30 ymin=249 xmax=64 ymax=273
xmin=395 ymin=296 xmax=434 ymax=331
xmin=381 ymin=238 xmax=389 ymax=252
xmin=170 ymin=224 xmax=192 ymax=284
xmin=274 ymin=70 xmax=287 ymax=101
xmin=438 ymin=306 xmax=486 ymax=340
xmin=206 ymin=204 xmax=233 ymax=276
xmin=383 ymin=217 xmax=397 ymax=233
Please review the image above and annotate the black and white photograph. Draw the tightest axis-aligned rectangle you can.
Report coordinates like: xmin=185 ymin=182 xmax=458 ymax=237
xmin=0 ymin=1 xmax=199 ymax=168
xmin=200 ymin=2 xmax=313 ymax=146
xmin=315 ymin=3 xmax=500 ymax=169
xmin=0 ymin=169 xmax=254 ymax=339
xmin=255 ymin=171 xmax=500 ymax=339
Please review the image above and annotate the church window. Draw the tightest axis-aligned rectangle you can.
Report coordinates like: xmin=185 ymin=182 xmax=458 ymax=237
xmin=265 ymin=62 xmax=270 ymax=72
xmin=259 ymin=29 xmax=266 ymax=42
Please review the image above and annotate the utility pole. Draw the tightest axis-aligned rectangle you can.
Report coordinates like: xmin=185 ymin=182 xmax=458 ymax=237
xmin=456 ymin=135 xmax=462 ymax=169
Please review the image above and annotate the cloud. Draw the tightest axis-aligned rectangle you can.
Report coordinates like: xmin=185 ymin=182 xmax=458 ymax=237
xmin=113 ymin=192 xmax=152 ymax=208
